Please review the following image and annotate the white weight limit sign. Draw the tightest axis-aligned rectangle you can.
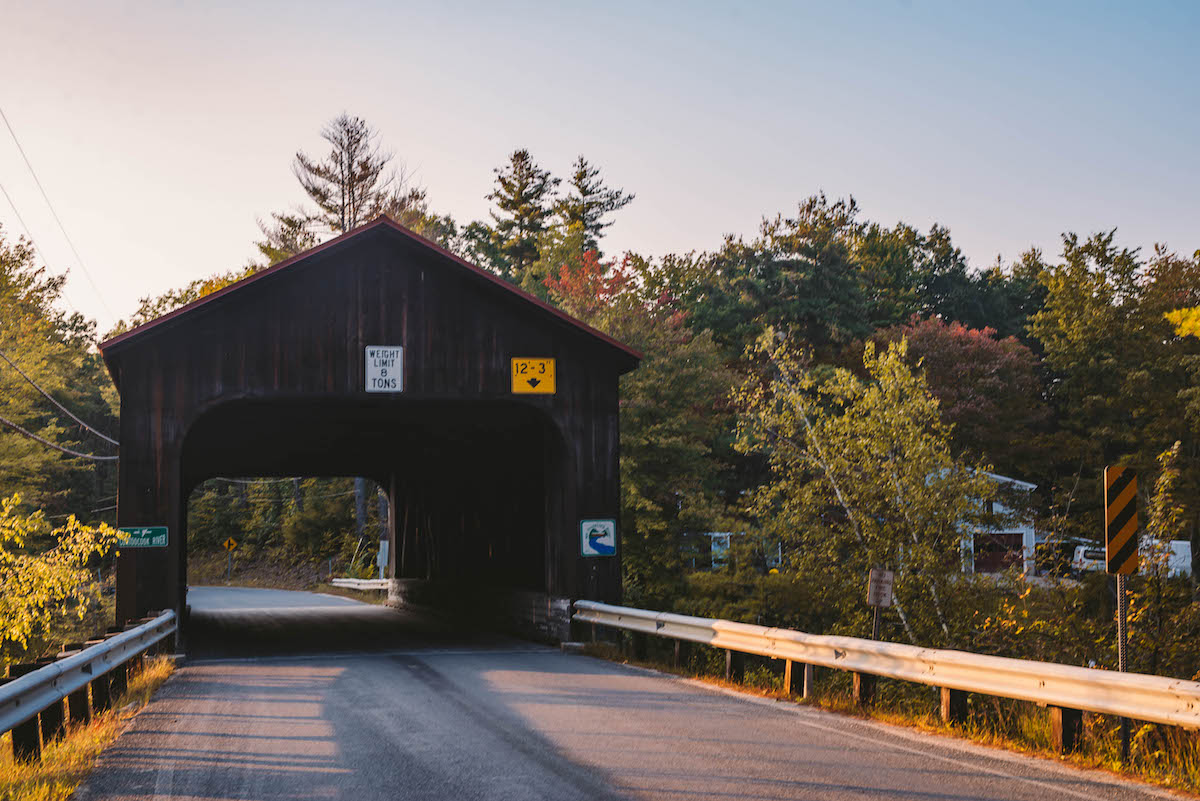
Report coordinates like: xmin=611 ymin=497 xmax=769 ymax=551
xmin=365 ymin=346 xmax=403 ymax=392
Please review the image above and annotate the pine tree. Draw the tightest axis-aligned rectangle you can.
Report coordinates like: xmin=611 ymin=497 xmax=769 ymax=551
xmin=293 ymin=114 xmax=394 ymax=233
xmin=254 ymin=211 xmax=320 ymax=265
xmin=487 ymin=150 xmax=559 ymax=283
xmin=555 ymin=156 xmax=633 ymax=256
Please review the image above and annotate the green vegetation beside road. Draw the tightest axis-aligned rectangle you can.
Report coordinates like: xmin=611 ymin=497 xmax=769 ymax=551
xmin=0 ymin=655 xmax=175 ymax=801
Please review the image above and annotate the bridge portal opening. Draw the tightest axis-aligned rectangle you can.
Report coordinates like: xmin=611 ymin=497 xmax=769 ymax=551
xmin=179 ymin=397 xmax=563 ymax=629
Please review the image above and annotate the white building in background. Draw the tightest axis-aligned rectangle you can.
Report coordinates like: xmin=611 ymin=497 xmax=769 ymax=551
xmin=964 ymin=472 xmax=1038 ymax=576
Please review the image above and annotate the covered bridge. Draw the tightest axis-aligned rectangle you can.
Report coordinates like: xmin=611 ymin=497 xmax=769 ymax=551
xmin=99 ymin=216 xmax=639 ymax=640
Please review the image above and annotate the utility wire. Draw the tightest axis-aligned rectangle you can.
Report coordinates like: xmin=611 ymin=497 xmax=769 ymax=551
xmin=0 ymin=177 xmax=90 ymax=332
xmin=0 ymin=347 xmax=118 ymax=445
xmin=0 ymin=105 xmax=115 ymax=320
xmin=0 ymin=411 xmax=118 ymax=460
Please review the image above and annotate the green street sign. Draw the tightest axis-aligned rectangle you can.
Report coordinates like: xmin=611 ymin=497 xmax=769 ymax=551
xmin=117 ymin=526 xmax=169 ymax=548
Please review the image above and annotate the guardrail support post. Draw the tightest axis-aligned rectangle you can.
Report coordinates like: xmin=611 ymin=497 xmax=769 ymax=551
xmin=5 ymin=666 xmax=43 ymax=762
xmin=852 ymin=672 xmax=875 ymax=707
xmin=84 ymin=638 xmax=111 ymax=713
xmin=725 ymin=650 xmax=745 ymax=683
xmin=785 ymin=660 xmax=814 ymax=698
xmin=673 ymin=640 xmax=690 ymax=669
xmin=38 ymin=692 xmax=66 ymax=744
xmin=104 ymin=629 xmax=128 ymax=698
xmin=67 ymin=684 xmax=91 ymax=724
xmin=1050 ymin=706 xmax=1083 ymax=754
xmin=631 ymin=631 xmax=648 ymax=661
xmin=940 ymin=688 xmax=967 ymax=726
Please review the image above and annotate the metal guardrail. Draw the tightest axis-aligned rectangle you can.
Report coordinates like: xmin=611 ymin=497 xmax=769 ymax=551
xmin=330 ymin=577 xmax=389 ymax=590
xmin=0 ymin=610 xmax=176 ymax=739
xmin=573 ymin=601 xmax=1200 ymax=731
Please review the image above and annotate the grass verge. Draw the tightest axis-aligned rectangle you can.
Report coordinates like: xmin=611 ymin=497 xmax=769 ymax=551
xmin=0 ymin=655 xmax=176 ymax=801
xmin=583 ymin=639 xmax=1200 ymax=797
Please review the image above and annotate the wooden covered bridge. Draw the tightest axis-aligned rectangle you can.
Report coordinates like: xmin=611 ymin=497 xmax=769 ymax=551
xmin=99 ymin=217 xmax=639 ymax=640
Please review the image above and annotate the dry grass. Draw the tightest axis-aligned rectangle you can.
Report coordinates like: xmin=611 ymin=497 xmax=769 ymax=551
xmin=0 ymin=655 xmax=175 ymax=801
xmin=586 ymin=638 xmax=1200 ymax=797
xmin=187 ymin=548 xmax=333 ymax=590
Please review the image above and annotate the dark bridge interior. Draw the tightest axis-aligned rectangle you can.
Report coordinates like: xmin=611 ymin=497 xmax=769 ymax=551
xmin=181 ymin=398 xmax=563 ymax=611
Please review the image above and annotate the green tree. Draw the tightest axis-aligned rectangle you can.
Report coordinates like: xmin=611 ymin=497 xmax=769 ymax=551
xmin=554 ymin=155 xmax=633 ymax=257
xmin=1029 ymin=233 xmax=1199 ymax=546
xmin=0 ymin=225 xmax=117 ymax=514
xmin=688 ymin=194 xmax=871 ymax=358
xmin=254 ymin=211 xmax=320 ymax=266
xmin=487 ymin=149 xmax=559 ymax=284
xmin=294 ymin=114 xmax=395 ymax=233
xmin=544 ymin=250 xmax=736 ymax=606
xmin=1 ymin=493 xmax=119 ymax=667
xmin=735 ymin=332 xmax=996 ymax=646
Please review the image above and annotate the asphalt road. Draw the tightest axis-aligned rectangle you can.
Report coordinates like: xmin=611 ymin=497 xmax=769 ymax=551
xmin=77 ymin=587 xmax=1178 ymax=801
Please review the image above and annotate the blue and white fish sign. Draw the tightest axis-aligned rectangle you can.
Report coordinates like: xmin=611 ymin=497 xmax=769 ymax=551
xmin=580 ymin=519 xmax=616 ymax=557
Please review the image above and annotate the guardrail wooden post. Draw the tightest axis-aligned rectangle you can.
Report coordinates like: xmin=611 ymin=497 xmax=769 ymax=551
xmin=1050 ymin=706 xmax=1083 ymax=754
xmin=785 ymin=660 xmax=814 ymax=698
xmin=84 ymin=637 xmax=111 ymax=712
xmin=631 ymin=631 xmax=648 ymax=661
xmin=725 ymin=650 xmax=745 ymax=683
xmin=34 ymin=656 xmax=66 ymax=744
xmin=5 ymin=666 xmax=42 ymax=762
xmin=674 ymin=639 xmax=690 ymax=669
xmin=940 ymin=687 xmax=968 ymax=726
xmin=852 ymin=672 xmax=875 ymax=707
xmin=60 ymin=643 xmax=91 ymax=724
xmin=104 ymin=629 xmax=128 ymax=698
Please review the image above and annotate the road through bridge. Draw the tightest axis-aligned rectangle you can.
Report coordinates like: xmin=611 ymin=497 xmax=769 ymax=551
xmin=75 ymin=588 xmax=1172 ymax=801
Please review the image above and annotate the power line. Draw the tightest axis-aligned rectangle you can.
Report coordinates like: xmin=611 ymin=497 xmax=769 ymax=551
xmin=0 ymin=105 xmax=115 ymax=320
xmin=0 ymin=347 xmax=118 ymax=445
xmin=0 ymin=411 xmax=118 ymax=461
xmin=0 ymin=177 xmax=89 ymax=326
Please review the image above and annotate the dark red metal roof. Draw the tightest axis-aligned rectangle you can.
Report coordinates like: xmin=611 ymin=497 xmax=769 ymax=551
xmin=99 ymin=216 xmax=642 ymax=362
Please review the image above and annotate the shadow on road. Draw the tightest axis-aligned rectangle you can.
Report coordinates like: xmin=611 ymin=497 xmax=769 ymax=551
xmin=183 ymin=586 xmax=520 ymax=659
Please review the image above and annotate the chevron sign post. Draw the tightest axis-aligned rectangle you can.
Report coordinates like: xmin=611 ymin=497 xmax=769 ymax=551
xmin=1104 ymin=464 xmax=1138 ymax=763
xmin=1104 ymin=466 xmax=1138 ymax=576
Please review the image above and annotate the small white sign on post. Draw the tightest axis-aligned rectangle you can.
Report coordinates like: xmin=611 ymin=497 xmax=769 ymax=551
xmin=365 ymin=346 xmax=403 ymax=393
xmin=867 ymin=568 xmax=895 ymax=608
xmin=376 ymin=539 xmax=389 ymax=579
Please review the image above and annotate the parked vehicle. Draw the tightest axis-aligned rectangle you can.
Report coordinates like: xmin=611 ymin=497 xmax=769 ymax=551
xmin=1071 ymin=545 xmax=1106 ymax=575
xmin=1071 ymin=541 xmax=1192 ymax=578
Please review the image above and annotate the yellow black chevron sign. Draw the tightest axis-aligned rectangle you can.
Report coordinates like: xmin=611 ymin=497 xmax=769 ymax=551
xmin=1104 ymin=466 xmax=1138 ymax=575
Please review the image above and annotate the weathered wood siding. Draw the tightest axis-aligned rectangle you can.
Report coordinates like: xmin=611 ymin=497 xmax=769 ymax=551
xmin=102 ymin=221 xmax=637 ymax=636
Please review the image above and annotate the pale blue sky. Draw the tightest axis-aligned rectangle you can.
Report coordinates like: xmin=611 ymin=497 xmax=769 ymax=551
xmin=1 ymin=1 xmax=1197 ymax=332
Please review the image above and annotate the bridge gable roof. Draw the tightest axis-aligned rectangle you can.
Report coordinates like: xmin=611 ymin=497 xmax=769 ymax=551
xmin=99 ymin=216 xmax=641 ymax=375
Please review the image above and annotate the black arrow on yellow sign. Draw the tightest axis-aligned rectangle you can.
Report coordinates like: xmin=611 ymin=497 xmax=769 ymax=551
xmin=1104 ymin=466 xmax=1138 ymax=575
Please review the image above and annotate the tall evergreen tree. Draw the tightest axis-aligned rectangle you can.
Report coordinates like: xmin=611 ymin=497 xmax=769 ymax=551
xmin=555 ymin=155 xmax=634 ymax=256
xmin=487 ymin=150 xmax=559 ymax=284
xmin=294 ymin=114 xmax=394 ymax=233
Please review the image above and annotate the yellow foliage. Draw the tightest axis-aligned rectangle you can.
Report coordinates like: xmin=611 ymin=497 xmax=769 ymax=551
xmin=1 ymin=495 xmax=120 ymax=663
xmin=1166 ymin=306 xmax=1200 ymax=338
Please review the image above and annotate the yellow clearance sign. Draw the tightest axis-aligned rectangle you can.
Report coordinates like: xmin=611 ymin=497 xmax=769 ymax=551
xmin=511 ymin=358 xmax=556 ymax=394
